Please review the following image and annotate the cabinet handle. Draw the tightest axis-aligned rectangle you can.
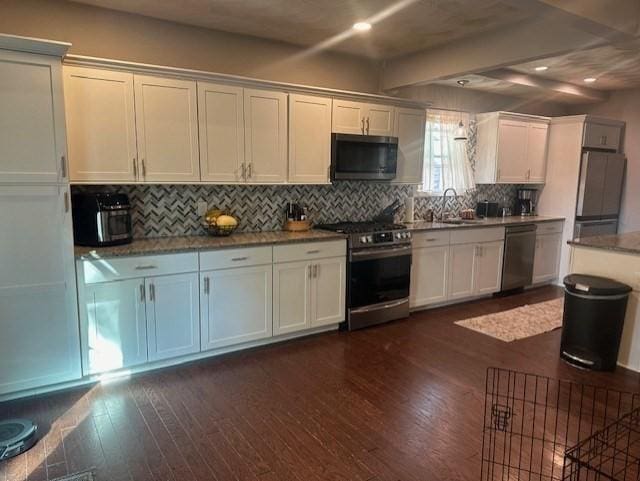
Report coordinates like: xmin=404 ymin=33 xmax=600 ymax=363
xmin=231 ymin=256 xmax=248 ymax=262
xmin=61 ymin=155 xmax=67 ymax=179
xmin=141 ymin=158 xmax=146 ymax=177
xmin=204 ymin=276 xmax=210 ymax=295
xmin=149 ymin=283 xmax=155 ymax=302
xmin=314 ymin=264 xmax=319 ymax=278
xmin=497 ymin=168 xmax=501 ymax=180
xmin=133 ymin=158 xmax=137 ymax=178
xmin=308 ymin=265 xmax=313 ymax=279
xmin=601 ymin=135 xmax=607 ymax=145
xmin=247 ymin=162 xmax=253 ymax=179
xmin=425 ymin=238 xmax=438 ymax=242
xmin=306 ymin=249 xmax=320 ymax=254
xmin=140 ymin=284 xmax=145 ymax=302
xmin=527 ymin=169 xmax=530 ymax=180
xmin=361 ymin=118 xmax=365 ymax=134
xmin=135 ymin=265 xmax=157 ymax=270
xmin=63 ymin=192 xmax=69 ymax=213
xmin=366 ymin=117 xmax=370 ymax=135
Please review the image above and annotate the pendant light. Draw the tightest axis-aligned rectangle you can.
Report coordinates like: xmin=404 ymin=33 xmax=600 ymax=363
xmin=454 ymin=79 xmax=469 ymax=141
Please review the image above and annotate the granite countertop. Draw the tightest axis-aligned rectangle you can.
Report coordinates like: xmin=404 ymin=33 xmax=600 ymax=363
xmin=568 ymin=232 xmax=640 ymax=255
xmin=75 ymin=230 xmax=347 ymax=259
xmin=404 ymin=215 xmax=565 ymax=232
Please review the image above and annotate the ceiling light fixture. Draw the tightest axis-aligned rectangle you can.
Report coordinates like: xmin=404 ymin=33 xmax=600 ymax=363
xmin=583 ymin=77 xmax=597 ymax=83
xmin=454 ymin=80 xmax=469 ymax=142
xmin=535 ymin=66 xmax=549 ymax=72
xmin=352 ymin=22 xmax=372 ymax=32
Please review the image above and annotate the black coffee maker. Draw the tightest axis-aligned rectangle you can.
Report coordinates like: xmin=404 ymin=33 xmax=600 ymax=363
xmin=515 ymin=188 xmax=537 ymax=216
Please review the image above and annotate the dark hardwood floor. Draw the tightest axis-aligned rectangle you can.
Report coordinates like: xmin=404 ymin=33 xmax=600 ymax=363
xmin=2 ymin=285 xmax=640 ymax=481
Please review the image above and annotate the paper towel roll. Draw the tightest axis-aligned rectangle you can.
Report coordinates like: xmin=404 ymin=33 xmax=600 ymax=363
xmin=404 ymin=197 xmax=415 ymax=223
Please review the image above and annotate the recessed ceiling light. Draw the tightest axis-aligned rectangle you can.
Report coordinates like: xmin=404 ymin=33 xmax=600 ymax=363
xmin=456 ymin=79 xmax=470 ymax=87
xmin=534 ymin=66 xmax=549 ymax=72
xmin=353 ymin=22 xmax=372 ymax=32
xmin=584 ymin=77 xmax=597 ymax=83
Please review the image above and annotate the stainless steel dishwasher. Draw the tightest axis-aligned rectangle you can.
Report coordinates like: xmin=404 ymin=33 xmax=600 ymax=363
xmin=501 ymin=224 xmax=537 ymax=291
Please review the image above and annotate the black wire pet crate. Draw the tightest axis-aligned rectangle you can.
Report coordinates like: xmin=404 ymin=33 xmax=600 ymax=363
xmin=482 ymin=367 xmax=640 ymax=481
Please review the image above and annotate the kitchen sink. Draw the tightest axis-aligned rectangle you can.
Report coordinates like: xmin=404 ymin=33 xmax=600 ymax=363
xmin=441 ymin=218 xmax=484 ymax=225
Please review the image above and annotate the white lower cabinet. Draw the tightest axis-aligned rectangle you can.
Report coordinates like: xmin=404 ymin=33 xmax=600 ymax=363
xmin=82 ymin=279 xmax=148 ymax=374
xmin=533 ymin=233 xmax=562 ymax=284
xmin=474 ymin=241 xmax=504 ymax=295
xmin=146 ymin=273 xmax=200 ymax=361
xmin=274 ymin=255 xmax=346 ymax=335
xmin=410 ymin=246 xmax=449 ymax=307
xmin=200 ymin=265 xmax=273 ymax=350
xmin=448 ymin=244 xmax=477 ymax=301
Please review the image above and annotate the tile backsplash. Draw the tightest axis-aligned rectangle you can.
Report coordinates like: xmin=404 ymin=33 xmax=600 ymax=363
xmin=72 ymin=182 xmax=519 ymax=238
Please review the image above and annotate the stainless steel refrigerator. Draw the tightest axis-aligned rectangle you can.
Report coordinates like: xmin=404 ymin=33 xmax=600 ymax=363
xmin=574 ymin=151 xmax=626 ymax=238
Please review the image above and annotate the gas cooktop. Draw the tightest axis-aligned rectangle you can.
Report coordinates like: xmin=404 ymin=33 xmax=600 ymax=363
xmin=315 ymin=221 xmax=407 ymax=234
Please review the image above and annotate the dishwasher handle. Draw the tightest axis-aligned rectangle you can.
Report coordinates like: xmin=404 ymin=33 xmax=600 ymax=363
xmin=505 ymin=224 xmax=537 ymax=234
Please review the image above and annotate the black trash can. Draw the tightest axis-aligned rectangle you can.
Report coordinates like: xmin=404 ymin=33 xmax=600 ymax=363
xmin=561 ymin=274 xmax=632 ymax=371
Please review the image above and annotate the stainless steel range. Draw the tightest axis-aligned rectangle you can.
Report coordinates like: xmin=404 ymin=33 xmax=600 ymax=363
xmin=316 ymin=221 xmax=412 ymax=330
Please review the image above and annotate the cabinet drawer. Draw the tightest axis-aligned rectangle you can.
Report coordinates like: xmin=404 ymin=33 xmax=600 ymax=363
xmin=81 ymin=252 xmax=198 ymax=284
xmin=536 ymin=221 xmax=564 ymax=235
xmin=412 ymin=230 xmax=450 ymax=248
xmin=200 ymin=246 xmax=272 ymax=270
xmin=450 ymin=227 xmax=505 ymax=245
xmin=274 ymin=240 xmax=346 ymax=263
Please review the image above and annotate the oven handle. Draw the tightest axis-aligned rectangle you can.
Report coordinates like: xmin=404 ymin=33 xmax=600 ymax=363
xmin=350 ymin=298 xmax=409 ymax=314
xmin=350 ymin=245 xmax=412 ymax=262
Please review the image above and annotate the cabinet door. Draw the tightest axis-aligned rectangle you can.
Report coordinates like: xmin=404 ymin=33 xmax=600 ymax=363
xmin=394 ymin=107 xmax=426 ymax=183
xmin=200 ymin=265 xmax=272 ymax=350
xmin=474 ymin=241 xmax=504 ymax=295
xmin=583 ymin=122 xmax=622 ymax=151
xmin=288 ymin=94 xmax=332 ymax=184
xmin=197 ymin=82 xmax=245 ymax=183
xmin=146 ymin=273 xmax=200 ymax=361
xmin=410 ymin=246 xmax=449 ymax=308
xmin=448 ymin=244 xmax=476 ymax=300
xmin=332 ymin=99 xmax=366 ymax=134
xmin=82 ymin=279 xmax=147 ymax=374
xmin=366 ymin=104 xmax=395 ymax=136
xmin=274 ymin=261 xmax=312 ymax=335
xmin=244 ymin=88 xmax=288 ymax=183
xmin=0 ymin=186 xmax=81 ymax=395
xmin=134 ymin=75 xmax=200 ymax=182
xmin=533 ymin=233 xmax=562 ymax=284
xmin=311 ymin=257 xmax=346 ymax=327
xmin=496 ymin=119 xmax=528 ymax=183
xmin=0 ymin=50 xmax=66 ymax=183
xmin=526 ymin=122 xmax=549 ymax=183
xmin=64 ymin=67 xmax=138 ymax=182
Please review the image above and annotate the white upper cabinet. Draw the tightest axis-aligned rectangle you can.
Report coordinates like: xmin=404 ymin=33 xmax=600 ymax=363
xmin=243 ymin=88 xmax=288 ymax=183
xmin=332 ymin=99 xmax=395 ymax=136
xmin=64 ymin=67 xmax=138 ymax=183
xmin=145 ymin=272 xmax=200 ymax=361
xmin=0 ymin=50 xmax=66 ymax=183
xmin=134 ymin=75 xmax=200 ymax=182
xmin=393 ymin=107 xmax=426 ymax=184
xmin=583 ymin=121 xmax=623 ymax=151
xmin=476 ymin=112 xmax=550 ymax=184
xmin=0 ymin=185 xmax=81 ymax=395
xmin=197 ymin=82 xmax=245 ymax=183
xmin=288 ymin=94 xmax=332 ymax=184
xmin=526 ymin=122 xmax=549 ymax=183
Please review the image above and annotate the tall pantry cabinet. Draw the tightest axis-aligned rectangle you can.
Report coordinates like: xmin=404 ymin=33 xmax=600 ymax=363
xmin=0 ymin=36 xmax=81 ymax=396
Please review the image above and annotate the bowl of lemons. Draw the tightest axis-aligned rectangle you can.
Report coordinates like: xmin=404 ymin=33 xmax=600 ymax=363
xmin=202 ymin=208 xmax=239 ymax=237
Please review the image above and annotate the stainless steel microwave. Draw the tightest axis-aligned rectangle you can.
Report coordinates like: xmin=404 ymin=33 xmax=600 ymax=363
xmin=330 ymin=133 xmax=398 ymax=181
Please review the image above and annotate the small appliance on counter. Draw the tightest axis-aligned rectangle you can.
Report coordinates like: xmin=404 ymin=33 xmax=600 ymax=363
xmin=515 ymin=188 xmax=538 ymax=216
xmin=72 ymin=192 xmax=133 ymax=247
xmin=476 ymin=200 xmax=499 ymax=218
xmin=283 ymin=202 xmax=311 ymax=231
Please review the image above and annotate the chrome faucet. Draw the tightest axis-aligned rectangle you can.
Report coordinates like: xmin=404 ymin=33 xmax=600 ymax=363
xmin=440 ymin=187 xmax=458 ymax=221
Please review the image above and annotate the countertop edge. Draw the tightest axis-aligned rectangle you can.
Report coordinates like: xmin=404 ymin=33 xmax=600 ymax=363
xmin=568 ymin=240 xmax=640 ymax=256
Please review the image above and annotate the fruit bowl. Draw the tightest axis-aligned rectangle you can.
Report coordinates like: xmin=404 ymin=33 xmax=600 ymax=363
xmin=201 ymin=221 xmax=238 ymax=237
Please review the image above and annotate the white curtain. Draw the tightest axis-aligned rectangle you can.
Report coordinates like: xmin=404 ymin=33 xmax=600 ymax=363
xmin=422 ymin=109 xmax=475 ymax=194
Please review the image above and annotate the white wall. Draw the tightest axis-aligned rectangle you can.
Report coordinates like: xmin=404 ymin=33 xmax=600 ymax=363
xmin=569 ymin=89 xmax=640 ymax=233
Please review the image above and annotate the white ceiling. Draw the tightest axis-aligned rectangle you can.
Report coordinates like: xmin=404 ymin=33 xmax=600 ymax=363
xmin=70 ymin=0 xmax=529 ymax=59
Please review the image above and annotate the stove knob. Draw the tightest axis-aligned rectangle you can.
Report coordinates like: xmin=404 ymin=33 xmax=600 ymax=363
xmin=366 ymin=235 xmax=374 ymax=243
xmin=395 ymin=232 xmax=402 ymax=239
xmin=359 ymin=236 xmax=368 ymax=244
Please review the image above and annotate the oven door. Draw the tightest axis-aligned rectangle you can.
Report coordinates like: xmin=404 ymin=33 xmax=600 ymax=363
xmin=98 ymin=210 xmax=132 ymax=243
xmin=331 ymin=133 xmax=398 ymax=181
